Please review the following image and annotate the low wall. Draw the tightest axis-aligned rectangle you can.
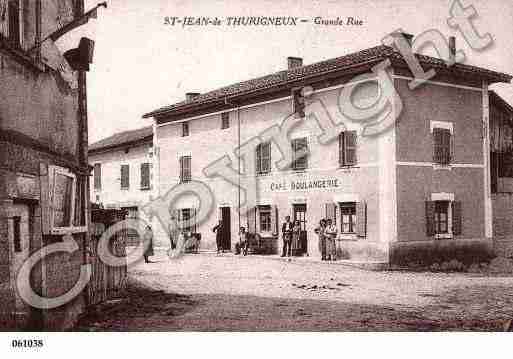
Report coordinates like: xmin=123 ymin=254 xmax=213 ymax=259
xmin=390 ymin=238 xmax=494 ymax=266
xmin=337 ymin=240 xmax=389 ymax=262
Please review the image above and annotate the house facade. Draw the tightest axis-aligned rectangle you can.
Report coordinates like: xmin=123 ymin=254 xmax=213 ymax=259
xmin=88 ymin=126 xmax=156 ymax=245
xmin=0 ymin=0 xmax=94 ymax=330
xmin=143 ymin=36 xmax=512 ymax=265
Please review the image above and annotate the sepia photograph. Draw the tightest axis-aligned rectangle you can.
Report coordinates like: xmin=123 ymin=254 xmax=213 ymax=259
xmin=1 ymin=0 xmax=513 ymax=356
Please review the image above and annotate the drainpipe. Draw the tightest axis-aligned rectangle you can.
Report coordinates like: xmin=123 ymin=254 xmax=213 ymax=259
xmin=225 ymin=97 xmax=241 ymax=249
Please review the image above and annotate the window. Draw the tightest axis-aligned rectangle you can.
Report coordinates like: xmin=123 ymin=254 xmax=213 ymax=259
xmin=7 ymin=0 xmax=21 ymax=49
xmin=433 ymin=128 xmax=452 ymax=165
xmin=434 ymin=201 xmax=449 ymax=234
xmin=340 ymin=202 xmax=357 ymax=233
xmin=221 ymin=112 xmax=230 ymax=129
xmin=291 ymin=137 xmax=308 ymax=171
xmin=180 ymin=155 xmax=191 ymax=182
xmin=140 ymin=162 xmax=151 ymax=190
xmin=258 ymin=205 xmax=272 ymax=232
xmin=120 ymin=165 xmax=130 ymax=189
xmin=93 ymin=163 xmax=101 ymax=190
xmin=182 ymin=122 xmax=189 ymax=137
xmin=426 ymin=199 xmax=462 ymax=237
xmin=13 ymin=216 xmax=21 ymax=252
xmin=179 ymin=208 xmax=194 ymax=233
xmin=339 ymin=131 xmax=357 ymax=166
xmin=292 ymin=88 xmax=305 ymax=118
xmin=45 ymin=166 xmax=87 ymax=234
xmin=256 ymin=142 xmax=271 ymax=174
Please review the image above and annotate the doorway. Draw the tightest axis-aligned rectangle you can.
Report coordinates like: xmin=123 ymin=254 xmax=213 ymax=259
xmin=293 ymin=204 xmax=307 ymax=256
xmin=220 ymin=207 xmax=231 ymax=251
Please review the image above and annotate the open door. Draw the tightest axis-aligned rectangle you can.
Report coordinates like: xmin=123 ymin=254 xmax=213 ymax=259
xmin=220 ymin=207 xmax=231 ymax=251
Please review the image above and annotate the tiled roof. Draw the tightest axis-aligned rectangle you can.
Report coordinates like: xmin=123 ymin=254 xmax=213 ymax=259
xmin=490 ymin=90 xmax=513 ymax=115
xmin=143 ymin=44 xmax=512 ymax=120
xmin=89 ymin=126 xmax=153 ymax=153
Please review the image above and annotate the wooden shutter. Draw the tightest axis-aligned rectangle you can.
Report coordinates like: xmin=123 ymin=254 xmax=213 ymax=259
xmin=141 ymin=163 xmax=150 ymax=189
xmin=338 ymin=133 xmax=344 ymax=166
xmin=94 ymin=163 xmax=101 ymax=190
xmin=356 ymin=201 xmax=367 ymax=237
xmin=271 ymin=205 xmax=278 ymax=235
xmin=292 ymin=88 xmax=305 ymax=118
xmin=433 ymin=128 xmax=451 ymax=165
xmin=264 ymin=142 xmax=271 ymax=173
xmin=425 ymin=201 xmax=436 ymax=236
xmin=325 ymin=203 xmax=337 ymax=225
xmin=193 ymin=208 xmax=197 ymax=233
xmin=345 ymin=131 xmax=357 ymax=165
xmin=246 ymin=207 xmax=257 ymax=234
xmin=8 ymin=0 xmax=20 ymax=48
xmin=452 ymin=201 xmax=462 ymax=236
xmin=121 ymin=165 xmax=129 ymax=189
xmin=433 ymin=128 xmax=442 ymax=163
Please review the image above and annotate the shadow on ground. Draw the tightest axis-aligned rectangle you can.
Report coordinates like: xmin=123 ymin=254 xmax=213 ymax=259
xmin=74 ymin=279 xmax=513 ymax=331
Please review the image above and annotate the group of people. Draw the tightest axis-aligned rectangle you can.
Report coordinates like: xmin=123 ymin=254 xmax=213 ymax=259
xmin=141 ymin=215 xmax=340 ymax=263
xmin=280 ymin=216 xmax=304 ymax=258
xmin=280 ymin=216 xmax=338 ymax=261
xmin=314 ymin=218 xmax=338 ymax=261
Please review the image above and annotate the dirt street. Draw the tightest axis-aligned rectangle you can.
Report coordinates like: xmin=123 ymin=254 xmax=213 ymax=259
xmin=76 ymin=253 xmax=513 ymax=331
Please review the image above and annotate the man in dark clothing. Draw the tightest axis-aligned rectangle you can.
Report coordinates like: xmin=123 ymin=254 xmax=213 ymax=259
xmin=281 ymin=215 xmax=293 ymax=257
xmin=212 ymin=220 xmax=224 ymax=254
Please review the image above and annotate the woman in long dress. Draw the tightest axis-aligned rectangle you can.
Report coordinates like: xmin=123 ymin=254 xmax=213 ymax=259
xmin=143 ymin=225 xmax=154 ymax=263
xmin=292 ymin=220 xmax=301 ymax=256
xmin=314 ymin=219 xmax=327 ymax=260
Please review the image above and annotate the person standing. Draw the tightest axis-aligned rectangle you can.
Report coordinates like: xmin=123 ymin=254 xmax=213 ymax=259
xmin=325 ymin=219 xmax=338 ymax=261
xmin=212 ymin=220 xmax=224 ymax=254
xmin=314 ymin=219 xmax=327 ymax=260
xmin=281 ymin=215 xmax=293 ymax=258
xmin=292 ymin=220 xmax=301 ymax=256
xmin=143 ymin=225 xmax=154 ymax=263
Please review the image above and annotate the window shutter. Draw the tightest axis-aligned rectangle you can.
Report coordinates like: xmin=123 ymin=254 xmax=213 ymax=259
xmin=193 ymin=208 xmax=197 ymax=233
xmin=338 ymin=133 xmax=344 ymax=166
xmin=141 ymin=163 xmax=150 ymax=189
xmin=356 ymin=201 xmax=367 ymax=237
xmin=452 ymin=201 xmax=462 ymax=236
xmin=271 ymin=205 xmax=278 ymax=235
xmin=246 ymin=207 xmax=257 ymax=234
xmin=325 ymin=203 xmax=337 ymax=225
xmin=433 ymin=128 xmax=442 ymax=163
xmin=94 ymin=163 xmax=101 ymax=190
xmin=121 ymin=165 xmax=129 ymax=189
xmin=255 ymin=144 xmax=261 ymax=174
xmin=425 ymin=201 xmax=436 ymax=236
xmin=345 ymin=131 xmax=357 ymax=165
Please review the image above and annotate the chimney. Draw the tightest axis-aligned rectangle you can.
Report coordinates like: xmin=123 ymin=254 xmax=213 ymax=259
xmin=186 ymin=92 xmax=200 ymax=102
xmin=449 ymin=36 xmax=456 ymax=59
xmin=287 ymin=57 xmax=303 ymax=69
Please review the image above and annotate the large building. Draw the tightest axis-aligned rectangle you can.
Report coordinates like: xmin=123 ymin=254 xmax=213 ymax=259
xmin=0 ymin=0 xmax=97 ymax=329
xmin=142 ymin=35 xmax=513 ymax=265
xmin=88 ymin=126 xmax=155 ymax=245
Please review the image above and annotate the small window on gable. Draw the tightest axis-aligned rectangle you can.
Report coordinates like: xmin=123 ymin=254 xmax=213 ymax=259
xmin=339 ymin=131 xmax=357 ymax=167
xmin=221 ymin=112 xmax=230 ymax=129
xmin=291 ymin=137 xmax=308 ymax=171
xmin=292 ymin=87 xmax=305 ymax=118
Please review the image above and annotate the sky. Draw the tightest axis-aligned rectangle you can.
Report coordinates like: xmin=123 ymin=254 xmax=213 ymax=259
xmin=68 ymin=0 xmax=513 ymax=144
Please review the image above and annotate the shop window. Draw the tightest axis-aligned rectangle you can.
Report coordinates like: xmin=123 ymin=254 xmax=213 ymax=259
xmin=179 ymin=155 xmax=191 ymax=183
xmin=140 ymin=162 xmax=152 ymax=190
xmin=339 ymin=131 xmax=357 ymax=167
xmin=291 ymin=137 xmax=308 ymax=171
xmin=433 ymin=127 xmax=452 ymax=165
xmin=340 ymin=202 xmax=357 ymax=233
xmin=221 ymin=112 xmax=230 ymax=129
xmin=120 ymin=165 xmax=130 ymax=189
xmin=182 ymin=122 xmax=189 ymax=137
xmin=256 ymin=142 xmax=271 ymax=174
xmin=13 ymin=216 xmax=21 ymax=252
xmin=177 ymin=208 xmax=197 ymax=234
xmin=93 ymin=163 xmax=101 ymax=190
xmin=258 ymin=205 xmax=272 ymax=232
